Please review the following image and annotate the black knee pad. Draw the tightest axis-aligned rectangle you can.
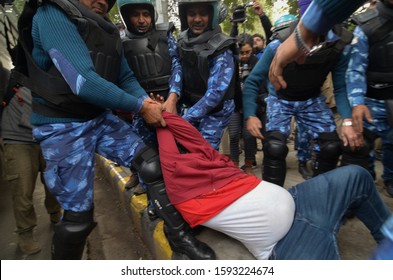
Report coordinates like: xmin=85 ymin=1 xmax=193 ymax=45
xmin=313 ymin=132 xmax=341 ymax=175
xmin=317 ymin=132 xmax=342 ymax=161
xmin=263 ymin=131 xmax=288 ymax=160
xmin=132 ymin=146 xmax=163 ymax=184
xmin=262 ymin=131 xmax=288 ymax=186
xmin=54 ymin=209 xmax=96 ymax=245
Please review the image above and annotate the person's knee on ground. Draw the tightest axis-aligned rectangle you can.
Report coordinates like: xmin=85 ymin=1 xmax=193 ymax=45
xmin=262 ymin=131 xmax=288 ymax=187
xmin=313 ymin=132 xmax=341 ymax=176
xmin=52 ymin=208 xmax=96 ymax=260
xmin=132 ymin=146 xmax=216 ymax=260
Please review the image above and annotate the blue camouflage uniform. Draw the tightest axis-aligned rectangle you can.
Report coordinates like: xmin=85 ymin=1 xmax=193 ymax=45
xmin=243 ymin=29 xmax=353 ymax=186
xmin=180 ymin=49 xmax=235 ymax=150
xmin=346 ymin=25 xmax=393 ymax=185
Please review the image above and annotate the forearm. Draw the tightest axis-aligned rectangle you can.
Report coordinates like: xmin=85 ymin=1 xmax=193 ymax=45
xmin=243 ymin=49 xmax=271 ymax=118
xmin=346 ymin=27 xmax=369 ymax=107
xmin=34 ymin=5 xmax=144 ymax=113
xmin=168 ymin=34 xmax=182 ymax=96
xmin=303 ymin=0 xmax=367 ymax=35
xmin=230 ymin=23 xmax=238 ymax=38
xmin=260 ymin=14 xmax=273 ymax=44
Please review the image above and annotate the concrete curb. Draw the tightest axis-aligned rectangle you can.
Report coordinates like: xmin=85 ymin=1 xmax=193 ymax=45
xmin=95 ymin=155 xmax=173 ymax=260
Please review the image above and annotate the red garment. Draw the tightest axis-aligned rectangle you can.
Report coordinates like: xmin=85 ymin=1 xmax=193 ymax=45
xmin=175 ymin=175 xmax=261 ymax=227
xmin=156 ymin=112 xmax=248 ymax=204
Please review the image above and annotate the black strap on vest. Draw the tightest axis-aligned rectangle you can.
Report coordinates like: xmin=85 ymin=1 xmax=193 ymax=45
xmin=368 ymin=19 xmax=393 ymax=45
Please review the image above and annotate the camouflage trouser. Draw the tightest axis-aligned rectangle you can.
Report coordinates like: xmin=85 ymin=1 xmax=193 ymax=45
xmin=363 ymin=98 xmax=393 ymax=181
xmin=295 ymin=120 xmax=312 ymax=163
xmin=266 ymin=95 xmax=337 ymax=155
xmin=32 ymin=110 xmax=147 ymax=212
xmin=181 ymin=100 xmax=235 ymax=150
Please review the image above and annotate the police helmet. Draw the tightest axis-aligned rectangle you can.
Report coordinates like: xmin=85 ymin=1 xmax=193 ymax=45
xmin=271 ymin=14 xmax=298 ymax=33
xmin=178 ymin=0 xmax=219 ymax=31
xmin=108 ymin=0 xmax=117 ymax=10
xmin=117 ymin=0 xmax=156 ymax=31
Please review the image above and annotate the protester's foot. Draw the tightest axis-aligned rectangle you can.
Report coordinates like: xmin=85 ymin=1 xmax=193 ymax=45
xmin=164 ymin=225 xmax=216 ymax=260
xmin=18 ymin=231 xmax=41 ymax=255
xmin=50 ymin=211 xmax=62 ymax=224
xmin=298 ymin=162 xmax=313 ymax=180
xmin=384 ymin=180 xmax=393 ymax=198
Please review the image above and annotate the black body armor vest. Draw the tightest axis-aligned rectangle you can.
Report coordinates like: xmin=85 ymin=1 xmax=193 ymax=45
xmin=353 ymin=5 xmax=393 ymax=100
xmin=276 ymin=24 xmax=352 ymax=101
xmin=19 ymin=0 xmax=122 ymax=119
xmin=122 ymin=23 xmax=173 ymax=99
xmin=178 ymin=30 xmax=237 ymax=113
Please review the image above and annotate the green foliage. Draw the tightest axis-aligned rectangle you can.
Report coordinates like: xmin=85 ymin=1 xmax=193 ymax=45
xmin=11 ymin=0 xmax=26 ymax=13
xmin=108 ymin=5 xmax=121 ymax=23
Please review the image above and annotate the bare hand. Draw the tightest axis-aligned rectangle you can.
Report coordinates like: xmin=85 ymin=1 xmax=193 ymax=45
xmin=269 ymin=22 xmax=318 ymax=91
xmin=139 ymin=98 xmax=166 ymax=127
xmin=352 ymin=105 xmax=373 ymax=134
xmin=246 ymin=116 xmax=264 ymax=140
xmin=269 ymin=33 xmax=301 ymax=91
xmin=253 ymin=1 xmax=264 ymax=16
xmin=149 ymin=93 xmax=164 ymax=103
xmin=340 ymin=121 xmax=364 ymax=150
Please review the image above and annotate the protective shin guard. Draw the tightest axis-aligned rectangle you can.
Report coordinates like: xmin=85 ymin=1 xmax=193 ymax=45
xmin=51 ymin=209 xmax=96 ymax=260
xmin=262 ymin=132 xmax=288 ymax=187
xmin=313 ymin=132 xmax=341 ymax=176
xmin=263 ymin=158 xmax=287 ymax=186
xmin=148 ymin=180 xmax=184 ymax=231
xmin=132 ymin=146 xmax=216 ymax=260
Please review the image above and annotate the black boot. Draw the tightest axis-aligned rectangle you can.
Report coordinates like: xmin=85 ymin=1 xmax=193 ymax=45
xmin=148 ymin=182 xmax=216 ymax=260
xmin=164 ymin=225 xmax=216 ymax=260
xmin=298 ymin=162 xmax=313 ymax=180
xmin=52 ymin=209 xmax=96 ymax=260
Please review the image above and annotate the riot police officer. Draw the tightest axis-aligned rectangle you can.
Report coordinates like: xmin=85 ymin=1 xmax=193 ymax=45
xmin=345 ymin=0 xmax=393 ymax=197
xmin=244 ymin=14 xmax=361 ymax=187
xmin=177 ymin=0 xmax=237 ymax=150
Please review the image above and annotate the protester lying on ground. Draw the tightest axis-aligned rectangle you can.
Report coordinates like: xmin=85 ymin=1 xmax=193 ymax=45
xmin=156 ymin=111 xmax=391 ymax=260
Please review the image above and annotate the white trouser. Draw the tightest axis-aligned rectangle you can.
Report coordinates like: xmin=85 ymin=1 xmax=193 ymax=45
xmin=202 ymin=181 xmax=295 ymax=259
